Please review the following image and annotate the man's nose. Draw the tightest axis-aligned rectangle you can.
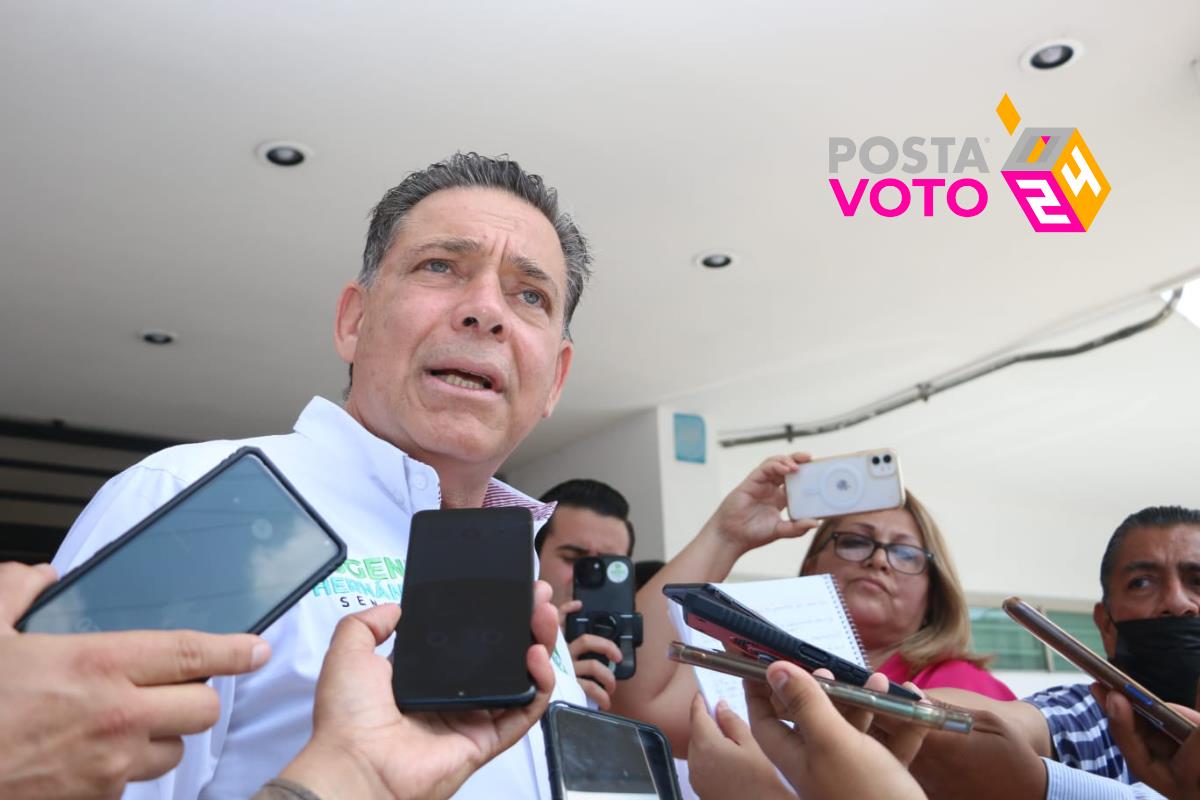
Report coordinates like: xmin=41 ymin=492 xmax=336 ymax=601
xmin=1160 ymin=575 xmax=1200 ymax=617
xmin=454 ymin=273 xmax=507 ymax=338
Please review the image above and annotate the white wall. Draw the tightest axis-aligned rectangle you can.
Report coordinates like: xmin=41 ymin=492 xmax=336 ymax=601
xmin=506 ymin=407 xmax=724 ymax=563
xmin=506 ymin=409 xmax=667 ymax=560
xmin=656 ymin=407 xmax=724 ymax=559
xmin=994 ymin=670 xmax=1088 ymax=698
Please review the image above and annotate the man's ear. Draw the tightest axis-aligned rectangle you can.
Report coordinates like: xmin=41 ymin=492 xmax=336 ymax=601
xmin=334 ymin=282 xmax=366 ymax=365
xmin=542 ymin=338 xmax=574 ymax=418
xmin=1094 ymin=601 xmax=1118 ymax=658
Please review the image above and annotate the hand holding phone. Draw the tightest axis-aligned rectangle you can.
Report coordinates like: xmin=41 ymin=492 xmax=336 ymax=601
xmin=1093 ymin=682 xmax=1200 ymax=799
xmin=668 ymin=642 xmax=972 ymax=732
xmin=566 ymin=555 xmax=642 ymax=681
xmin=1003 ymin=597 xmax=1196 ymax=744
xmin=18 ymin=447 xmax=346 ymax=635
xmin=785 ymin=449 xmax=904 ymax=520
xmin=0 ymin=562 xmax=271 ymax=800
xmin=743 ymin=660 xmax=930 ymax=800
xmin=280 ymin=602 xmax=557 ymax=800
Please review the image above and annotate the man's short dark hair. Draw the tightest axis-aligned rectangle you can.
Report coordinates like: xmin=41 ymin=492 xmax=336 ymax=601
xmin=1100 ymin=505 xmax=1200 ymax=600
xmin=534 ymin=479 xmax=635 ymax=557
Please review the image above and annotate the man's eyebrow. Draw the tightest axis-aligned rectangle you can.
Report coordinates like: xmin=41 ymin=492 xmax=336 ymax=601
xmin=409 ymin=237 xmax=482 ymax=256
xmin=1121 ymin=560 xmax=1163 ymax=573
xmin=555 ymin=544 xmax=588 ymax=555
xmin=511 ymin=255 xmax=561 ymax=300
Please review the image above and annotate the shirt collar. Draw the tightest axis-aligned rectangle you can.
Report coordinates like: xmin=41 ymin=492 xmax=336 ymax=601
xmin=292 ymin=396 xmax=555 ymax=521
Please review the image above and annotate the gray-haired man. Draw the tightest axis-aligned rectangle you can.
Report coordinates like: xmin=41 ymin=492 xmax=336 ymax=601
xmin=52 ymin=153 xmax=593 ymax=800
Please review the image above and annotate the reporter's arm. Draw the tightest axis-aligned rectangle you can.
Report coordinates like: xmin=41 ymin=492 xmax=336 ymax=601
xmin=1094 ymin=682 xmax=1200 ymax=800
xmin=745 ymin=661 xmax=927 ymax=800
xmin=687 ymin=693 xmax=796 ymax=799
xmin=924 ymin=686 xmax=1055 ymax=756
xmin=610 ymin=453 xmax=816 ymax=753
xmin=272 ymin=581 xmax=559 ymax=800
xmin=0 ymin=562 xmax=269 ymax=800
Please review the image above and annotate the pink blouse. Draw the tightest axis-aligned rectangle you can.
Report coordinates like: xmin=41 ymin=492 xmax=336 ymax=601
xmin=877 ymin=653 xmax=1017 ymax=700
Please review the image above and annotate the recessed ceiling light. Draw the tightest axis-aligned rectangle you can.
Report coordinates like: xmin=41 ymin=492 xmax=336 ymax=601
xmin=1021 ymin=39 xmax=1083 ymax=72
xmin=696 ymin=252 xmax=736 ymax=269
xmin=140 ymin=329 xmax=177 ymax=345
xmin=256 ymin=140 xmax=311 ymax=167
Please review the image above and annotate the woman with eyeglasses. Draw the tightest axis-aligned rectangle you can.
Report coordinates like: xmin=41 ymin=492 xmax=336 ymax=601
xmin=798 ymin=492 xmax=1015 ymax=699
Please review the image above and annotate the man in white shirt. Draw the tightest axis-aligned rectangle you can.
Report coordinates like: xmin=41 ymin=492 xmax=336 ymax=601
xmin=52 ymin=152 xmax=593 ymax=800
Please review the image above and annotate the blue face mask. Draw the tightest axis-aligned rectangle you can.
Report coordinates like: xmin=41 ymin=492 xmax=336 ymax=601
xmin=1111 ymin=615 xmax=1200 ymax=708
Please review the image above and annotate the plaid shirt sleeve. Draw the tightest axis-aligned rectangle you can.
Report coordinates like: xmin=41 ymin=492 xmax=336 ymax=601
xmin=1025 ymin=683 xmax=1131 ymax=782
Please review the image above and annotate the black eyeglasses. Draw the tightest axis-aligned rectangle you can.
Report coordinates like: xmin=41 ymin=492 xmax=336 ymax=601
xmin=827 ymin=531 xmax=934 ymax=576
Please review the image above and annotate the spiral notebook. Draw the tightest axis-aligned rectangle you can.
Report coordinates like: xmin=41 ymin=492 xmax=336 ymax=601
xmin=668 ymin=574 xmax=866 ymax=720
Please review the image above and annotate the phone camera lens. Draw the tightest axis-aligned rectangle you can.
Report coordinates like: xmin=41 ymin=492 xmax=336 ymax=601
xmin=575 ymin=557 xmax=606 ymax=589
xmin=883 ymin=454 xmax=892 ymax=464
xmin=871 ymin=456 xmax=881 ymax=465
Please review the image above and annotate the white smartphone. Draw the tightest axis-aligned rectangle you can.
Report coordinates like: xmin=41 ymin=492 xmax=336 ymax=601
xmin=785 ymin=449 xmax=905 ymax=520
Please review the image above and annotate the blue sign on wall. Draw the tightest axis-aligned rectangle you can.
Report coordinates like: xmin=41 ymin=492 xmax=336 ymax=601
xmin=674 ymin=413 xmax=706 ymax=464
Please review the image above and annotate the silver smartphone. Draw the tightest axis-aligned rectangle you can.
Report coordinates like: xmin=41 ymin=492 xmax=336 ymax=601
xmin=668 ymin=642 xmax=973 ymax=733
xmin=785 ymin=449 xmax=905 ymax=520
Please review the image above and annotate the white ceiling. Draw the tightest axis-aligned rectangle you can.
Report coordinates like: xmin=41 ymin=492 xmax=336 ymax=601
xmin=1 ymin=0 xmax=1198 ymax=486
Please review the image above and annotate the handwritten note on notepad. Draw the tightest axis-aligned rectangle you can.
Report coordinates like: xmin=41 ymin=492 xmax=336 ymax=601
xmin=668 ymin=574 xmax=865 ymax=720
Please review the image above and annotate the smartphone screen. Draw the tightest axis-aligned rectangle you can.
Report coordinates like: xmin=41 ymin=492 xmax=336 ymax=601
xmin=19 ymin=448 xmax=345 ymax=635
xmin=392 ymin=508 xmax=534 ymax=709
xmin=545 ymin=703 xmax=679 ymax=800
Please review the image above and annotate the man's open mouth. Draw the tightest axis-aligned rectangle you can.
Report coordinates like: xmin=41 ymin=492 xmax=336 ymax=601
xmin=430 ymin=369 xmax=495 ymax=391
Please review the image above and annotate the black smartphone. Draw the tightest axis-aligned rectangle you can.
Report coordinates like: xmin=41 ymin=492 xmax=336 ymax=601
xmin=542 ymin=701 xmax=682 ymax=800
xmin=664 ymin=585 xmax=920 ymax=701
xmin=17 ymin=447 xmax=347 ymax=635
xmin=566 ymin=555 xmax=642 ymax=680
xmin=391 ymin=507 xmax=535 ymax=710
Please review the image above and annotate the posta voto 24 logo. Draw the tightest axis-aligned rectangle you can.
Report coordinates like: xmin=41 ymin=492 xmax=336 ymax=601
xmin=827 ymin=94 xmax=1111 ymax=232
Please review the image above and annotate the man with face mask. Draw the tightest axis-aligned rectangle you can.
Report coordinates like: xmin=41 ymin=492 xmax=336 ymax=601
xmin=903 ymin=506 xmax=1200 ymax=800
xmin=1022 ymin=505 xmax=1200 ymax=788
xmin=1096 ymin=506 xmax=1200 ymax=707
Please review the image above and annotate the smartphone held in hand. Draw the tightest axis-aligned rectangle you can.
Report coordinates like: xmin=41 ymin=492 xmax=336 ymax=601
xmin=18 ymin=447 xmax=346 ymax=636
xmin=566 ymin=554 xmax=642 ymax=680
xmin=1003 ymin=596 xmax=1196 ymax=744
xmin=785 ymin=449 xmax=905 ymax=520
xmin=668 ymin=642 xmax=973 ymax=733
xmin=391 ymin=508 xmax=536 ymax=711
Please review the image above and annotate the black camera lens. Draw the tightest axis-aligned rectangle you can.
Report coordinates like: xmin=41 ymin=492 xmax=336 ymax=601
xmin=872 ymin=456 xmax=881 ymax=465
xmin=883 ymin=454 xmax=892 ymax=464
xmin=574 ymin=557 xmax=607 ymax=589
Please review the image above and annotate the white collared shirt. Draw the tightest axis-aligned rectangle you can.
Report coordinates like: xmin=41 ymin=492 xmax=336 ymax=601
xmin=51 ymin=397 xmax=587 ymax=800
